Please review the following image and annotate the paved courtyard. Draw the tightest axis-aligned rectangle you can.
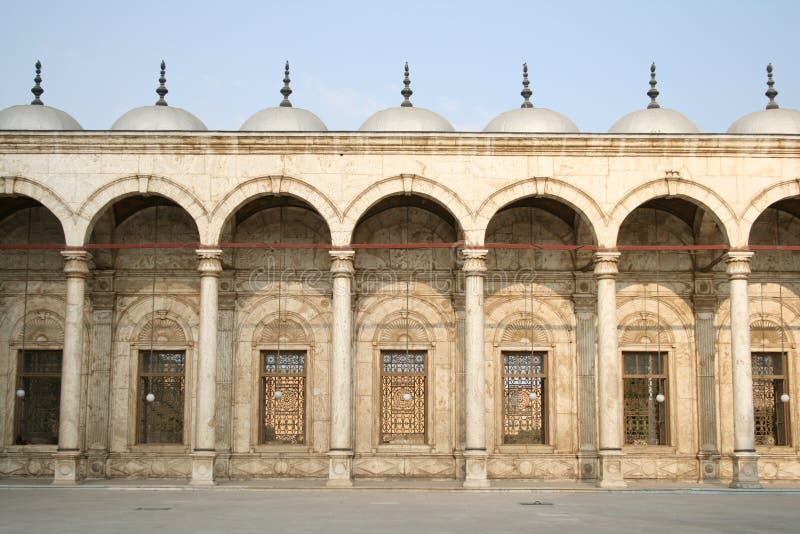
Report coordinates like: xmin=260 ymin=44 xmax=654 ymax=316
xmin=1 ymin=484 xmax=799 ymax=534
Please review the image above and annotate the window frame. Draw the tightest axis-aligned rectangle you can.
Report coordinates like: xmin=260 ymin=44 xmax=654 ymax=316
xmin=751 ymin=350 xmax=792 ymax=448
xmin=251 ymin=342 xmax=313 ymax=451
xmin=499 ymin=349 xmax=549 ymax=447
xmin=621 ymin=348 xmax=671 ymax=447
xmin=12 ymin=346 xmax=63 ymax=447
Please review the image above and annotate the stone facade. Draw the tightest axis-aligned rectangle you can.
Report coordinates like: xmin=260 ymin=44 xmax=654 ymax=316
xmin=0 ymin=132 xmax=799 ymax=486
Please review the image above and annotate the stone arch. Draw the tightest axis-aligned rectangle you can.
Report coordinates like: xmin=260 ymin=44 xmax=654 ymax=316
xmin=608 ymin=178 xmax=737 ymax=247
xmin=237 ymin=294 xmax=330 ymax=347
xmin=14 ymin=310 xmax=65 ymax=344
xmin=615 ymin=295 xmax=692 ymax=348
xmin=357 ymin=294 xmax=453 ymax=344
xmin=487 ymin=297 xmax=572 ymax=347
xmin=342 ymin=175 xmax=473 ymax=247
xmin=115 ymin=295 xmax=198 ymax=344
xmin=376 ymin=314 xmax=430 ymax=344
xmin=258 ymin=314 xmax=312 ymax=345
xmin=208 ymin=176 xmax=340 ymax=246
xmin=740 ymin=179 xmax=800 ymax=245
xmin=618 ymin=312 xmax=676 ymax=346
xmin=750 ymin=317 xmax=790 ymax=347
xmin=75 ymin=175 xmax=208 ymax=245
xmin=475 ymin=177 xmax=606 ymax=247
xmin=0 ymin=176 xmax=74 ymax=245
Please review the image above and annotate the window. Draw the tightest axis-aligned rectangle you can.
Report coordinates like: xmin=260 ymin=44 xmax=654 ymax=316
xmin=752 ymin=352 xmax=790 ymax=446
xmin=623 ymin=351 xmax=668 ymax=445
xmin=380 ymin=351 xmax=426 ymax=444
xmin=502 ymin=351 xmax=546 ymax=444
xmin=15 ymin=350 xmax=61 ymax=445
xmin=260 ymin=350 xmax=306 ymax=444
xmin=137 ymin=350 xmax=185 ymax=444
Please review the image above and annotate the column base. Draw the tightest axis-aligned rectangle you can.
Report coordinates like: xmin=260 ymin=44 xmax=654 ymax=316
xmin=597 ymin=449 xmax=626 ymax=488
xmin=697 ymin=451 xmax=720 ymax=482
xmin=326 ymin=450 xmax=353 ymax=487
xmin=52 ymin=450 xmax=82 ymax=485
xmin=577 ymin=450 xmax=599 ymax=480
xmin=190 ymin=451 xmax=217 ymax=486
xmin=85 ymin=449 xmax=109 ymax=479
xmin=462 ymin=450 xmax=490 ymax=488
xmin=730 ymin=451 xmax=761 ymax=489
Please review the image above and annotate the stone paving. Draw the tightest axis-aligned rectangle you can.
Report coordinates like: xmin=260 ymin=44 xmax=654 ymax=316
xmin=1 ymin=481 xmax=800 ymax=533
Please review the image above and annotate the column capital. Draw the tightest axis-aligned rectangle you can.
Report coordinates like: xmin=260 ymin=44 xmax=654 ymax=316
xmin=572 ymin=294 xmax=596 ymax=314
xmin=196 ymin=249 xmax=223 ymax=276
xmin=593 ymin=251 xmax=620 ymax=279
xmin=461 ymin=248 xmax=488 ymax=274
xmin=61 ymin=250 xmax=91 ymax=278
xmin=330 ymin=250 xmax=355 ymax=276
xmin=725 ymin=251 xmax=753 ymax=280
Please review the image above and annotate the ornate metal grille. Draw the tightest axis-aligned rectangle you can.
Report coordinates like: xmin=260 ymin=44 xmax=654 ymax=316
xmin=15 ymin=350 xmax=61 ymax=445
xmin=381 ymin=351 xmax=426 ymax=444
xmin=752 ymin=352 xmax=789 ymax=446
xmin=261 ymin=351 xmax=306 ymax=444
xmin=623 ymin=351 xmax=668 ymax=445
xmin=502 ymin=351 xmax=546 ymax=444
xmin=138 ymin=350 xmax=185 ymax=444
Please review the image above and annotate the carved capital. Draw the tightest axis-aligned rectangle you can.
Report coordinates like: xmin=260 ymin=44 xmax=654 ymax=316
xmin=196 ymin=249 xmax=223 ymax=277
xmin=593 ymin=251 xmax=620 ymax=280
xmin=572 ymin=294 xmax=596 ymax=314
xmin=61 ymin=250 xmax=91 ymax=278
xmin=725 ymin=251 xmax=753 ymax=280
xmin=461 ymin=248 xmax=488 ymax=275
xmin=329 ymin=250 xmax=355 ymax=277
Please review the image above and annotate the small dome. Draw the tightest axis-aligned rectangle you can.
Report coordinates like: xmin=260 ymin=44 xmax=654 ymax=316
xmin=608 ymin=63 xmax=699 ymax=134
xmin=240 ymin=62 xmax=327 ymax=132
xmin=728 ymin=64 xmax=800 ymax=134
xmin=484 ymin=64 xmax=578 ymax=133
xmin=111 ymin=61 xmax=207 ymax=131
xmin=359 ymin=63 xmax=454 ymax=132
xmin=0 ymin=61 xmax=82 ymax=130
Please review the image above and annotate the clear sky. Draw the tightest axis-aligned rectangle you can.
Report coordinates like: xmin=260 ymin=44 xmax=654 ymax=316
xmin=1 ymin=0 xmax=798 ymax=132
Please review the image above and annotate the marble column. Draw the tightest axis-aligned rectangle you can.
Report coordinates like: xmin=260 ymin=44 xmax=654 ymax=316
xmin=726 ymin=251 xmax=760 ymax=488
xmin=694 ymin=274 xmax=720 ymax=481
xmin=85 ymin=271 xmax=115 ymax=479
xmin=574 ymin=286 xmax=598 ymax=480
xmin=462 ymin=249 xmax=489 ymax=488
xmin=191 ymin=249 xmax=223 ymax=485
xmin=214 ymin=288 xmax=236 ymax=480
xmin=53 ymin=250 xmax=91 ymax=484
xmin=327 ymin=250 xmax=355 ymax=487
xmin=594 ymin=252 xmax=625 ymax=488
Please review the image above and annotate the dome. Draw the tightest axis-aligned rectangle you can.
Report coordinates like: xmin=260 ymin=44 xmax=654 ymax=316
xmin=728 ymin=64 xmax=800 ymax=134
xmin=111 ymin=61 xmax=207 ymax=131
xmin=359 ymin=63 xmax=454 ymax=132
xmin=0 ymin=61 xmax=82 ymax=130
xmin=608 ymin=63 xmax=699 ymax=134
xmin=483 ymin=64 xmax=578 ymax=133
xmin=240 ymin=62 xmax=327 ymax=132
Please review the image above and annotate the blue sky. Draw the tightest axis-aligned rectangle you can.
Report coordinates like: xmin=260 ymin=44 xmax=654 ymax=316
xmin=1 ymin=0 xmax=798 ymax=131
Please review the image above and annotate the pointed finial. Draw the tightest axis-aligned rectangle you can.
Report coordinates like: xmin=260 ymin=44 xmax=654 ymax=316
xmin=647 ymin=62 xmax=660 ymax=109
xmin=765 ymin=63 xmax=779 ymax=110
xmin=280 ymin=61 xmax=293 ymax=107
xmin=520 ymin=63 xmax=533 ymax=108
xmin=155 ymin=60 xmax=168 ymax=106
xmin=400 ymin=62 xmax=413 ymax=107
xmin=30 ymin=60 xmax=44 ymax=105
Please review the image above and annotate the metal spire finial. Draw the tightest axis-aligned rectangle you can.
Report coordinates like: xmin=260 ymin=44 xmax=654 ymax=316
xmin=280 ymin=61 xmax=293 ymax=107
xmin=30 ymin=60 xmax=44 ymax=105
xmin=400 ymin=62 xmax=413 ymax=107
xmin=155 ymin=60 xmax=168 ymax=106
xmin=520 ymin=62 xmax=533 ymax=108
xmin=765 ymin=63 xmax=779 ymax=110
xmin=647 ymin=62 xmax=660 ymax=109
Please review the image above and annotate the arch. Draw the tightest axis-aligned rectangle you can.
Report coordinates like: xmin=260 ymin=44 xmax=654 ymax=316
xmin=500 ymin=318 xmax=551 ymax=346
xmin=741 ymin=179 xmax=800 ymax=245
xmin=0 ymin=176 xmax=74 ymax=244
xmin=209 ymin=176 xmax=340 ymax=246
xmin=357 ymin=294 xmax=453 ymax=344
xmin=376 ymin=315 xmax=430 ymax=344
xmin=14 ymin=310 xmax=65 ymax=344
xmin=237 ymin=294 xmax=330 ymax=347
xmin=115 ymin=295 xmax=198 ymax=344
xmin=342 ymin=175 xmax=473 ymax=246
xmin=258 ymin=315 xmax=312 ymax=345
xmin=475 ymin=177 xmax=606 ymax=246
xmin=487 ymin=297 xmax=572 ymax=347
xmin=608 ymin=178 xmax=737 ymax=247
xmin=75 ymin=175 xmax=208 ymax=246
xmin=618 ymin=312 xmax=675 ymax=346
xmin=136 ymin=311 xmax=188 ymax=344
xmin=615 ymin=295 xmax=693 ymax=347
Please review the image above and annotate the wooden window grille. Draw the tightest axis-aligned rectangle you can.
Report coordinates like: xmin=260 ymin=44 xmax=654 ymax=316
xmin=623 ymin=351 xmax=668 ymax=445
xmin=502 ymin=351 xmax=546 ymax=444
xmin=137 ymin=350 xmax=185 ymax=444
xmin=15 ymin=350 xmax=62 ymax=445
xmin=380 ymin=351 xmax=426 ymax=444
xmin=260 ymin=350 xmax=306 ymax=444
xmin=752 ymin=352 xmax=790 ymax=446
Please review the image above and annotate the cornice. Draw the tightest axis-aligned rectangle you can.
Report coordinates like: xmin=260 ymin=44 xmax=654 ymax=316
xmin=0 ymin=132 xmax=799 ymax=157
